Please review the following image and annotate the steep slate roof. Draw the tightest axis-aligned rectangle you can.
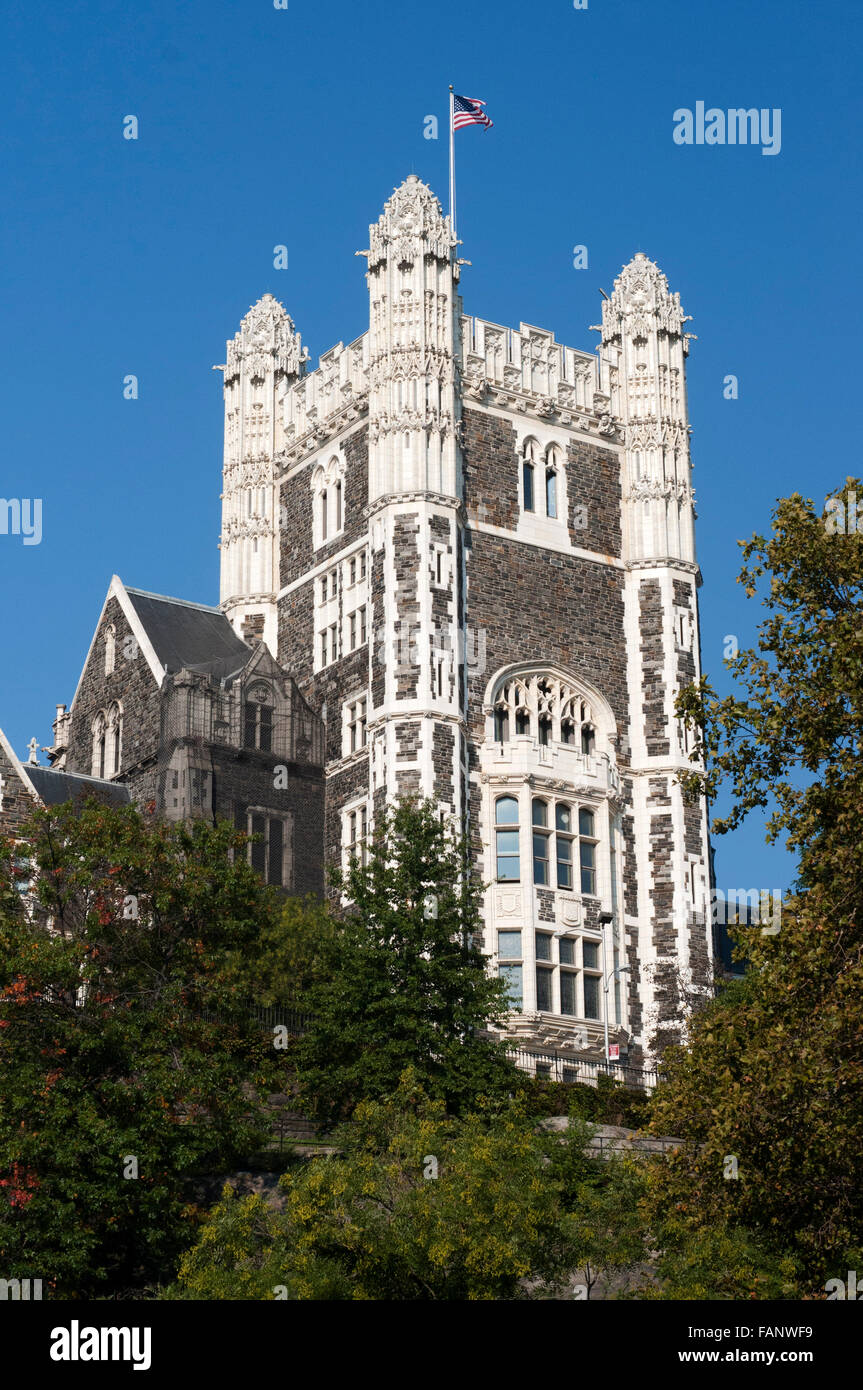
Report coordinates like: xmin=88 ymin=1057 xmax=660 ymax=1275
xmin=124 ymin=588 xmax=252 ymax=682
xmin=24 ymin=766 xmax=131 ymax=809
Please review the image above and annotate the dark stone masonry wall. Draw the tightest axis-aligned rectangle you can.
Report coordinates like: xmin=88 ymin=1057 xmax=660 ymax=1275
xmin=211 ymin=747 xmax=324 ymax=898
xmin=65 ymin=594 xmax=162 ymax=806
xmin=462 ymin=409 xmax=519 ymax=529
xmin=432 ymin=723 xmax=454 ymax=810
xmin=393 ymin=513 xmax=419 ymax=701
xmin=565 ymin=437 xmax=622 ymax=558
xmin=639 ymin=579 xmax=669 ymax=758
xmin=0 ymin=744 xmax=35 ymax=835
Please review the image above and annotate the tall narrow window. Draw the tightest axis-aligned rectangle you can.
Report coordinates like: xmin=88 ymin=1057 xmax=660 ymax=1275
xmin=244 ymin=703 xmax=258 ymax=749
xmin=579 ymin=808 xmax=597 ymax=895
xmin=92 ymin=712 xmax=106 ymax=779
xmin=532 ymin=799 xmax=550 ymax=885
xmin=321 ymin=490 xmax=328 ymax=541
xmin=259 ymin=705 xmax=273 ymax=753
xmin=515 ymin=709 xmax=530 ymax=737
xmin=536 ymin=964 xmax=553 ymax=1011
xmin=335 ymin=480 xmax=342 ymax=532
xmin=494 ymin=705 xmax=509 ymax=743
xmin=560 ymin=937 xmax=577 ymax=1016
xmin=347 ymin=805 xmax=368 ymax=866
xmin=495 ymin=796 xmax=520 ymax=881
xmin=107 ymin=703 xmax=122 ymax=776
xmin=523 ymin=460 xmax=535 ymax=512
xmin=583 ymin=940 xmax=601 ymax=1018
xmin=545 ymin=467 xmax=558 ymax=518
xmin=359 ymin=606 xmax=367 ymax=644
xmin=244 ymin=694 xmax=274 ymax=750
xmin=581 ymin=725 xmax=595 ymax=755
xmin=538 ymin=715 xmax=552 ymax=746
xmin=556 ymin=803 xmax=574 ymax=890
xmin=499 ymin=962 xmax=523 ymax=1008
xmin=268 ymin=819 xmax=284 ymax=886
xmin=498 ymin=931 xmax=524 ymax=1006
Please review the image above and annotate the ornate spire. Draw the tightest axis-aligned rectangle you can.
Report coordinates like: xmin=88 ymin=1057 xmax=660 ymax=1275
xmin=365 ymin=175 xmax=455 ymax=274
xmin=224 ymin=294 xmax=308 ymax=386
xmin=600 ymin=253 xmax=691 ymax=349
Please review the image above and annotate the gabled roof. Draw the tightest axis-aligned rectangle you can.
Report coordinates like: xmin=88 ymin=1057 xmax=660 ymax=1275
xmin=124 ymin=587 xmax=251 ymax=681
xmin=71 ymin=577 xmax=254 ymax=707
xmin=23 ymin=765 xmax=131 ymax=809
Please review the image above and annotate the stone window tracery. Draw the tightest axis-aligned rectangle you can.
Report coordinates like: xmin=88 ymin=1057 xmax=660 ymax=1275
xmin=492 ymin=672 xmax=599 ymax=753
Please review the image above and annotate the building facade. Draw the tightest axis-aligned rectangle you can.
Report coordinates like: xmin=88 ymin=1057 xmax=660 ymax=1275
xmin=217 ymin=175 xmax=712 ymax=1064
xmin=1 ymin=174 xmax=711 ymax=1066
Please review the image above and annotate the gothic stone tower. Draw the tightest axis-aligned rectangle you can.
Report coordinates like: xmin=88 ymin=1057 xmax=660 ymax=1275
xmin=218 ymin=294 xmax=308 ymax=655
xmin=218 ymin=177 xmax=712 ymax=1066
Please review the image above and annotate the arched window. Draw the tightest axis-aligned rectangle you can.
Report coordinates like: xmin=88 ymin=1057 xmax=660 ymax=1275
xmin=494 ymin=703 xmax=509 ymax=743
xmin=545 ymin=446 xmax=560 ymax=519
xmin=495 ymin=796 xmax=520 ymax=881
xmin=104 ymin=625 xmax=116 ymax=676
xmin=312 ymin=455 xmax=346 ymax=549
xmin=491 ymin=672 xmax=605 ymax=756
xmin=91 ymin=711 xmax=106 ymax=779
xmin=532 ymin=799 xmax=550 ymax=885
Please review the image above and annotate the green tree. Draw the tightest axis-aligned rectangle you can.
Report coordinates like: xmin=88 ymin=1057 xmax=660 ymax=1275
xmin=659 ymin=482 xmax=863 ymax=1290
xmin=292 ymin=801 xmax=519 ymax=1126
xmin=168 ymin=1077 xmax=641 ymax=1301
xmin=0 ymin=799 xmax=287 ymax=1298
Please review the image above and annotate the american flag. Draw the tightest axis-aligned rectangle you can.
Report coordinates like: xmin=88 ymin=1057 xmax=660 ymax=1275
xmin=452 ymin=94 xmax=493 ymax=131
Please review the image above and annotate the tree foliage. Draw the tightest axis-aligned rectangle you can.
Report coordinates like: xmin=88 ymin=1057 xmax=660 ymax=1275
xmin=292 ymin=801 xmax=520 ymax=1126
xmin=169 ymin=1075 xmax=645 ymax=1301
xmin=0 ymin=800 xmax=287 ymax=1297
xmin=662 ymin=482 xmax=863 ymax=1290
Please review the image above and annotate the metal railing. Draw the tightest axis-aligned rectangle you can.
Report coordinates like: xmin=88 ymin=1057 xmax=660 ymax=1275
xmin=505 ymin=1046 xmax=661 ymax=1092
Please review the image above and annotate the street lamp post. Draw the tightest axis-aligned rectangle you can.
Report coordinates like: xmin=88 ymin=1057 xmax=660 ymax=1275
xmin=602 ymin=964 xmax=630 ymax=1066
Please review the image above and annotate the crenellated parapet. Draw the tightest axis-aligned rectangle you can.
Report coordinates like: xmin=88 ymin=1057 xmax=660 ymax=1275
xmin=459 ymin=317 xmax=617 ymax=436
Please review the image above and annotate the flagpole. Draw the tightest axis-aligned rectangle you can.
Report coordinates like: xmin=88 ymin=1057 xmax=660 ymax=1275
xmin=449 ymin=84 xmax=456 ymax=240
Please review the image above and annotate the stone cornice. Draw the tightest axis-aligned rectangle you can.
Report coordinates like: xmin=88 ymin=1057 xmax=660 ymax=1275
xmin=364 ymin=492 xmax=466 ymax=523
xmin=278 ymin=395 xmax=369 ymax=469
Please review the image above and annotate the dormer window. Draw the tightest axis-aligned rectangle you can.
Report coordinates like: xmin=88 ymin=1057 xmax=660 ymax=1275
xmin=244 ymin=684 xmax=274 ymax=752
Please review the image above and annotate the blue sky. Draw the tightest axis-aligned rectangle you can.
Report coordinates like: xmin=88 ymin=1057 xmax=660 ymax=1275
xmin=1 ymin=0 xmax=860 ymax=891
